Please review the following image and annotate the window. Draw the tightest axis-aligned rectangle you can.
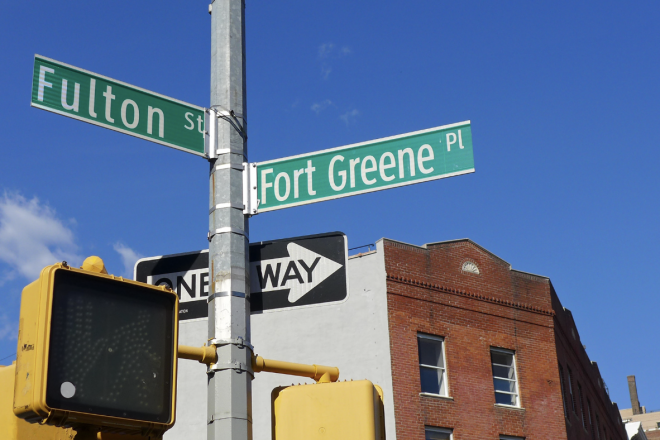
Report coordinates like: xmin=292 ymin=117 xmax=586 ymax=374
xmin=558 ymin=364 xmax=568 ymax=418
xmin=500 ymin=436 xmax=525 ymax=440
xmin=578 ymin=383 xmax=586 ymax=428
xmin=587 ymin=398 xmax=595 ymax=439
xmin=490 ymin=348 xmax=520 ymax=407
xmin=567 ymin=367 xmax=576 ymax=413
xmin=418 ymin=334 xmax=448 ymax=396
xmin=425 ymin=427 xmax=452 ymax=440
xmin=595 ymin=413 xmax=601 ymax=439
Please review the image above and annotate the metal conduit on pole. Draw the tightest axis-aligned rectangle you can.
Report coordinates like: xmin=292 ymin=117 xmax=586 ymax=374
xmin=252 ymin=356 xmax=340 ymax=383
xmin=177 ymin=345 xmax=219 ymax=365
xmin=208 ymin=1 xmax=251 ymax=440
xmin=178 ymin=346 xmax=340 ymax=384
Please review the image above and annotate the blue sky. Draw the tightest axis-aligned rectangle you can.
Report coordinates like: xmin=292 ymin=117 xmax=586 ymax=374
xmin=1 ymin=0 xmax=659 ymax=413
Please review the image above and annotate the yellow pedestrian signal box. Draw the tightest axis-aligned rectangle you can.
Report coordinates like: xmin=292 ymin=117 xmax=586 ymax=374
xmin=2 ymin=362 xmax=77 ymax=440
xmin=13 ymin=259 xmax=179 ymax=437
xmin=272 ymin=380 xmax=385 ymax=440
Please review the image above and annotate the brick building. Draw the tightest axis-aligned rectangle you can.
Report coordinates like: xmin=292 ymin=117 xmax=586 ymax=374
xmin=164 ymin=236 xmax=627 ymax=440
xmin=383 ymin=238 xmax=626 ymax=440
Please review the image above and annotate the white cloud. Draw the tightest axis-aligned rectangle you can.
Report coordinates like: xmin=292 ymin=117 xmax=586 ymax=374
xmin=0 ymin=269 xmax=16 ymax=287
xmin=0 ymin=314 xmax=17 ymax=341
xmin=318 ymin=43 xmax=352 ymax=59
xmin=318 ymin=43 xmax=336 ymax=59
xmin=311 ymin=99 xmax=333 ymax=114
xmin=317 ymin=42 xmax=352 ymax=79
xmin=113 ymin=243 xmax=143 ymax=279
xmin=0 ymin=193 xmax=81 ymax=281
xmin=340 ymin=109 xmax=360 ymax=125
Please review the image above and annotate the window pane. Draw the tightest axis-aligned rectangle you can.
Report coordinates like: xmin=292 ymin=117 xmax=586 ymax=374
xmin=495 ymin=392 xmax=517 ymax=406
xmin=425 ymin=428 xmax=452 ymax=440
xmin=494 ymin=378 xmax=517 ymax=393
xmin=420 ymin=366 xmax=445 ymax=395
xmin=492 ymin=364 xmax=516 ymax=380
xmin=491 ymin=351 xmax=514 ymax=367
xmin=418 ymin=338 xmax=444 ymax=368
xmin=491 ymin=348 xmax=519 ymax=407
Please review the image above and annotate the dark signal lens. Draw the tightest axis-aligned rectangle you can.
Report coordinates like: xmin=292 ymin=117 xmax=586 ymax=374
xmin=46 ymin=270 xmax=175 ymax=422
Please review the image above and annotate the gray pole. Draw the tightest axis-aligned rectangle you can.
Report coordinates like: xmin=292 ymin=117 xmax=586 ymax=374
xmin=208 ymin=1 xmax=252 ymax=440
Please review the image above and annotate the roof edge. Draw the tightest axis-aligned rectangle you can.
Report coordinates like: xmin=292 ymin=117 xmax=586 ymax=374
xmin=381 ymin=237 xmax=427 ymax=249
xmin=424 ymin=238 xmax=511 ymax=269
xmin=511 ymin=268 xmax=550 ymax=281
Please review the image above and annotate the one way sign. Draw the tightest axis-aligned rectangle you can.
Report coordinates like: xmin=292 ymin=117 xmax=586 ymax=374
xmin=134 ymin=232 xmax=348 ymax=320
xmin=249 ymin=232 xmax=347 ymax=312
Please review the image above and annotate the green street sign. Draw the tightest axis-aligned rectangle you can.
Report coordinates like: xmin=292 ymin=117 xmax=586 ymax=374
xmin=254 ymin=121 xmax=474 ymax=213
xmin=31 ymin=55 xmax=206 ymax=156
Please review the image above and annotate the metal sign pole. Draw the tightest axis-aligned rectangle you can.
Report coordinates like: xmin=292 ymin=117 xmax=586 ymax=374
xmin=208 ymin=1 xmax=252 ymax=440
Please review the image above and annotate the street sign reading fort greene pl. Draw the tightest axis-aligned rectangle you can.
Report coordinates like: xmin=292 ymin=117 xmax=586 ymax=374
xmin=253 ymin=121 xmax=474 ymax=212
xmin=31 ymin=55 xmax=206 ymax=156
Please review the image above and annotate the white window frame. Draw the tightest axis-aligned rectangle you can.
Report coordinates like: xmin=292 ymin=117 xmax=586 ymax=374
xmin=491 ymin=347 xmax=521 ymax=408
xmin=558 ymin=364 xmax=568 ymax=418
xmin=417 ymin=333 xmax=449 ymax=397
xmin=578 ymin=382 xmax=586 ymax=429
xmin=567 ymin=366 xmax=576 ymax=414
xmin=588 ymin=398 xmax=596 ymax=439
xmin=425 ymin=426 xmax=453 ymax=440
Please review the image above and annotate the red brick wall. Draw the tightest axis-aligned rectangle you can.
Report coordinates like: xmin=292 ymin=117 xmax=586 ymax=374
xmin=646 ymin=430 xmax=660 ymax=440
xmin=382 ymin=238 xmax=621 ymax=440
xmin=384 ymin=239 xmax=566 ymax=440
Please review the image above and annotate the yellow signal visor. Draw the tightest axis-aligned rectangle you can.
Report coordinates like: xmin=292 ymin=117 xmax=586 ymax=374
xmin=272 ymin=380 xmax=385 ymax=440
xmin=13 ymin=263 xmax=179 ymax=436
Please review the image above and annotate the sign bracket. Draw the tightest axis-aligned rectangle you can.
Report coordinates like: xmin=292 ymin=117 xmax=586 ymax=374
xmin=208 ymin=337 xmax=254 ymax=351
xmin=207 ymin=227 xmax=248 ymax=241
xmin=243 ymin=162 xmax=259 ymax=216
xmin=204 ymin=107 xmax=247 ymax=160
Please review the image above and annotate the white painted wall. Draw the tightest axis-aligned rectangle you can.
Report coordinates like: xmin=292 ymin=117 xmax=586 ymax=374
xmin=168 ymin=319 xmax=207 ymax=439
xmin=165 ymin=241 xmax=395 ymax=440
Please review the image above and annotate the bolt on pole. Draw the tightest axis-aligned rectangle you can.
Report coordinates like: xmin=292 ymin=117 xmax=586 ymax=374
xmin=208 ymin=0 xmax=252 ymax=440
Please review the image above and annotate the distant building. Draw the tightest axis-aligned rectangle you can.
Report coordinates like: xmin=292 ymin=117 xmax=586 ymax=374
xmin=167 ymin=237 xmax=628 ymax=440
xmin=625 ymin=422 xmax=648 ymax=440
xmin=620 ymin=376 xmax=660 ymax=440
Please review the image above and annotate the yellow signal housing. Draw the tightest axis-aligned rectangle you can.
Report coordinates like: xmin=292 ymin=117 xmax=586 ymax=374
xmin=1 ymin=362 xmax=77 ymax=440
xmin=272 ymin=380 xmax=385 ymax=440
xmin=13 ymin=259 xmax=179 ymax=437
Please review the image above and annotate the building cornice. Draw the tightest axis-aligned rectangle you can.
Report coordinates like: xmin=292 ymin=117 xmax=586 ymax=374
xmin=386 ymin=273 xmax=555 ymax=317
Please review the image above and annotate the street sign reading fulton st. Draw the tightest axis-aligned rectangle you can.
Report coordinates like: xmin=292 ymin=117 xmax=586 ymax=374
xmin=251 ymin=121 xmax=474 ymax=213
xmin=134 ymin=232 xmax=348 ymax=320
xmin=31 ymin=55 xmax=205 ymax=156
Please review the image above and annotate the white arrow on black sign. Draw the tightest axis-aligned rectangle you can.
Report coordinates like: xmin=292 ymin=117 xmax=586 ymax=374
xmin=248 ymin=232 xmax=348 ymax=312
xmin=135 ymin=232 xmax=348 ymax=318
xmin=250 ymin=242 xmax=343 ymax=303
